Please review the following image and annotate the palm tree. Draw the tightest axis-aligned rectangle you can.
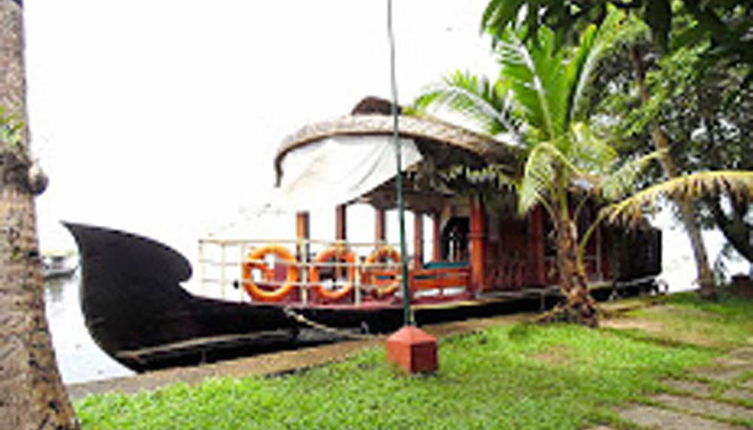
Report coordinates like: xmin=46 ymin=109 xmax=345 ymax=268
xmin=0 ymin=1 xmax=80 ymax=428
xmin=606 ymin=171 xmax=753 ymax=226
xmin=416 ymin=11 xmax=652 ymax=325
xmin=628 ymin=45 xmax=719 ymax=299
xmin=481 ymin=0 xmax=730 ymax=300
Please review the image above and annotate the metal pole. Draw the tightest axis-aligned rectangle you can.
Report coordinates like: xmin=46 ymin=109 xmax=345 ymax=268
xmin=387 ymin=0 xmax=413 ymax=326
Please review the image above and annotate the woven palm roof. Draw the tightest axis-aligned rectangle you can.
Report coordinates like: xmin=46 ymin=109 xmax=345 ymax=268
xmin=274 ymin=97 xmax=522 ymax=184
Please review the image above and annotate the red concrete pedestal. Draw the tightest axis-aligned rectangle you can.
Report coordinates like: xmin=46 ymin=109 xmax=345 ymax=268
xmin=386 ymin=325 xmax=438 ymax=374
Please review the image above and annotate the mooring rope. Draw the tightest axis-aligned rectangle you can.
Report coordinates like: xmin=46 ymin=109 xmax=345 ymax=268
xmin=283 ymin=306 xmax=377 ymax=341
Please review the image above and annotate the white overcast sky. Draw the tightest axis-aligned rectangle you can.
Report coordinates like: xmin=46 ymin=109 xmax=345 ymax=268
xmin=23 ymin=0 xmax=497 ymax=258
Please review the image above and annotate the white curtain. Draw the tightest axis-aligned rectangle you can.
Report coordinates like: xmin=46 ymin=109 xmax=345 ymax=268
xmin=272 ymin=135 xmax=422 ymax=210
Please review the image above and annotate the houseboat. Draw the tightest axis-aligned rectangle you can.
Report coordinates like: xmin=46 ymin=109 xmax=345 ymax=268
xmin=67 ymin=97 xmax=661 ymax=372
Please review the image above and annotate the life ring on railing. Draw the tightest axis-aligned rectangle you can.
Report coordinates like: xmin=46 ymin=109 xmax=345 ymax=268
xmin=242 ymin=245 xmax=299 ymax=302
xmin=309 ymin=246 xmax=356 ymax=301
xmin=363 ymin=246 xmax=401 ymax=298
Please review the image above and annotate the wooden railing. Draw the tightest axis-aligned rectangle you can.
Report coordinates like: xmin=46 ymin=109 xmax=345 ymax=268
xmin=410 ymin=267 xmax=471 ymax=296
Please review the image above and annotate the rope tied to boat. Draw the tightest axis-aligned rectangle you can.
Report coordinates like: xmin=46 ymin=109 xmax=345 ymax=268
xmin=282 ymin=307 xmax=377 ymax=341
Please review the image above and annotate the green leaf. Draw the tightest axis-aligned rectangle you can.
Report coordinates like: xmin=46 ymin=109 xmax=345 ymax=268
xmin=413 ymin=70 xmax=518 ymax=137
xmin=482 ymin=0 xmax=526 ymax=39
xmin=606 ymin=171 xmax=753 ymax=225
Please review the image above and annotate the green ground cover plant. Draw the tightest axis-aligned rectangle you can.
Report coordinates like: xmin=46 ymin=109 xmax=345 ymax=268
xmin=76 ymin=294 xmax=753 ymax=430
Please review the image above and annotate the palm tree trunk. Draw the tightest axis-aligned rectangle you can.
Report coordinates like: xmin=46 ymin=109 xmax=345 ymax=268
xmin=629 ymin=46 xmax=717 ymax=299
xmin=543 ymin=188 xmax=598 ymax=326
xmin=0 ymin=1 xmax=80 ymax=428
xmin=552 ymin=216 xmax=599 ymax=326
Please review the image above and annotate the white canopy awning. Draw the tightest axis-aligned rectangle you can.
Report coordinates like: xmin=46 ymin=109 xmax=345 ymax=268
xmin=271 ymin=135 xmax=423 ymax=210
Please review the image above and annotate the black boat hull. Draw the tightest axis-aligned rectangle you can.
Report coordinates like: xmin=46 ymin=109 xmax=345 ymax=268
xmin=65 ymin=223 xmax=656 ymax=372
xmin=66 ymin=223 xmax=427 ymax=371
xmin=66 ymin=223 xmax=309 ymax=371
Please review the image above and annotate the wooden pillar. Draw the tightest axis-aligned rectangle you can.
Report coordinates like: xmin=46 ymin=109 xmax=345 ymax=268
xmin=375 ymin=208 xmax=386 ymax=243
xmin=470 ymin=196 xmax=487 ymax=293
xmin=296 ymin=211 xmax=310 ymax=256
xmin=431 ymin=212 xmax=441 ymax=262
xmin=335 ymin=204 xmax=347 ymax=282
xmin=528 ymin=205 xmax=546 ymax=286
xmin=296 ymin=211 xmax=310 ymax=303
xmin=413 ymin=212 xmax=424 ymax=269
xmin=336 ymin=204 xmax=347 ymax=241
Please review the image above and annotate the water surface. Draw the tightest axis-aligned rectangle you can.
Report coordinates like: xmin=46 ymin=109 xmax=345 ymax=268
xmin=45 ymin=271 xmax=133 ymax=384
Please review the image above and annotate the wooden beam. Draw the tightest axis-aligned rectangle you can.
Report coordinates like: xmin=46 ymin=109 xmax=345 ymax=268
xmin=469 ymin=196 xmax=487 ymax=293
xmin=336 ymin=204 xmax=347 ymax=241
xmin=375 ymin=208 xmax=386 ymax=243
xmin=296 ymin=211 xmax=310 ymax=241
xmin=413 ymin=212 xmax=424 ymax=269
xmin=335 ymin=204 xmax=347 ymax=282
xmin=296 ymin=211 xmax=310 ymax=260
xmin=431 ymin=212 xmax=441 ymax=262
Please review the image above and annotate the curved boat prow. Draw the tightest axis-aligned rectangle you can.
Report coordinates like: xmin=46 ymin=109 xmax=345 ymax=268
xmin=63 ymin=223 xmax=295 ymax=371
xmin=64 ymin=223 xmax=197 ymax=350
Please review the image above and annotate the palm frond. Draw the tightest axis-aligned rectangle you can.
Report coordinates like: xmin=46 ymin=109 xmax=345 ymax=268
xmin=518 ymin=141 xmax=585 ymax=215
xmin=599 ymin=150 xmax=666 ymax=201
xmin=566 ymin=122 xmax=618 ymax=175
xmin=568 ymin=8 xmax=642 ymax=122
xmin=481 ymin=0 xmax=526 ymax=40
xmin=605 ymin=171 xmax=753 ymax=225
xmin=497 ymin=28 xmax=567 ymax=139
xmin=518 ymin=144 xmax=555 ymax=215
xmin=413 ymin=70 xmax=519 ymax=138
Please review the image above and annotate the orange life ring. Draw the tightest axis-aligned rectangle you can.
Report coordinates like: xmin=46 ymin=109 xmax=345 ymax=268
xmin=242 ymin=245 xmax=299 ymax=302
xmin=363 ymin=246 xmax=401 ymax=298
xmin=309 ymin=246 xmax=356 ymax=301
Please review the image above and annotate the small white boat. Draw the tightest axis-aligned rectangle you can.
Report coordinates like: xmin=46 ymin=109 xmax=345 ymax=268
xmin=42 ymin=251 xmax=78 ymax=279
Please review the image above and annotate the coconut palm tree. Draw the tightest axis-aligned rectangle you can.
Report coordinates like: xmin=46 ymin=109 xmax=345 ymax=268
xmin=0 ymin=1 xmax=80 ymax=428
xmin=417 ymin=8 xmax=753 ymax=322
xmin=481 ymin=0 xmax=732 ymax=300
xmin=415 ymin=11 xmax=653 ymax=325
xmin=628 ymin=45 xmax=720 ymax=299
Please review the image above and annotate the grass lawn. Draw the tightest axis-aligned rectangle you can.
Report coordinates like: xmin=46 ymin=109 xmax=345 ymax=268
xmin=76 ymin=293 xmax=753 ymax=430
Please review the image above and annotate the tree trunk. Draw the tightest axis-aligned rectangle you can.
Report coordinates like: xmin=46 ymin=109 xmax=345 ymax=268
xmin=629 ymin=46 xmax=717 ymax=300
xmin=553 ymin=217 xmax=599 ymax=327
xmin=701 ymin=116 xmax=753 ymax=265
xmin=539 ymin=200 xmax=599 ymax=327
xmin=0 ymin=1 xmax=80 ymax=428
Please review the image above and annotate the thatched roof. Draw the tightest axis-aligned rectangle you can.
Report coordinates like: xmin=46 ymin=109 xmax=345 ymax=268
xmin=274 ymin=97 xmax=522 ymax=185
